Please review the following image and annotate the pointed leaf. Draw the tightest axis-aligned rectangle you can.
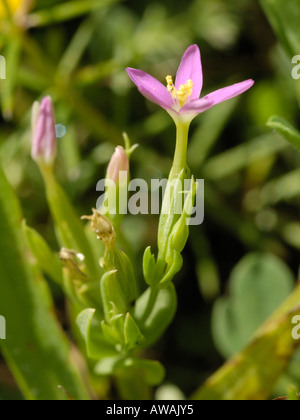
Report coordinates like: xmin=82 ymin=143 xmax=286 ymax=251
xmin=76 ymin=308 xmax=117 ymax=359
xmin=267 ymin=115 xmax=300 ymax=153
xmin=160 ymin=251 xmax=183 ymax=286
xmin=143 ymin=246 xmax=156 ymax=286
xmin=124 ymin=313 xmax=144 ymax=350
xmin=22 ymin=221 xmax=63 ymax=285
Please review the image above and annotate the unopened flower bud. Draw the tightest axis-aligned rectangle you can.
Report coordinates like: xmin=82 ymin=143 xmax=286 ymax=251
xmin=31 ymin=96 xmax=57 ymax=165
xmin=106 ymin=146 xmax=129 ymax=185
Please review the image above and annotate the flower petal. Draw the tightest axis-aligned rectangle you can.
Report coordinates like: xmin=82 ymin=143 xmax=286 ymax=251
xmin=126 ymin=67 xmax=174 ymax=110
xmin=175 ymin=45 xmax=203 ymax=100
xmin=180 ymin=98 xmax=214 ymax=116
xmin=203 ymin=79 xmax=255 ymax=106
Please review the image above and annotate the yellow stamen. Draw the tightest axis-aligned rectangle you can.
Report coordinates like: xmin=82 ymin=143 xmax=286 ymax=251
xmin=166 ymin=75 xmax=175 ymax=92
xmin=166 ymin=76 xmax=193 ymax=108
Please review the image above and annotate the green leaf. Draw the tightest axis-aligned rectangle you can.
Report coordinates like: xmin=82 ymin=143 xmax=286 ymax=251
xmin=94 ymin=355 xmax=124 ymax=376
xmin=124 ymin=313 xmax=144 ymax=350
xmin=257 ymin=168 xmax=300 ymax=207
xmin=166 ymin=177 xmax=197 ymax=259
xmin=0 ymin=166 xmax=89 ymax=400
xmin=40 ymin=167 xmax=100 ymax=281
xmin=260 ymin=0 xmax=300 ymax=56
xmin=100 ymin=270 xmax=127 ymax=323
xmin=22 ymin=221 xmax=63 ymax=286
xmin=94 ymin=356 xmax=165 ymax=386
xmin=143 ymin=246 xmax=157 ymax=286
xmin=27 ymin=0 xmax=121 ymax=27
xmin=212 ymin=253 xmax=294 ymax=359
xmin=193 ymin=282 xmax=300 ymax=400
xmin=203 ymin=133 xmax=286 ymax=180
xmin=76 ymin=308 xmax=96 ymax=340
xmin=122 ymin=358 xmax=165 ymax=386
xmin=57 ymin=17 xmax=96 ymax=79
xmin=102 ymin=245 xmax=138 ymax=306
xmin=76 ymin=308 xmax=117 ymax=359
xmin=267 ymin=115 xmax=300 ymax=153
xmin=160 ymin=251 xmax=183 ymax=286
xmin=158 ymin=168 xmax=189 ymax=259
xmin=134 ymin=284 xmax=177 ymax=346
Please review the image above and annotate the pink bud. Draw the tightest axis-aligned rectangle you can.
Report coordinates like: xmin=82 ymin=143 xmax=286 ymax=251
xmin=106 ymin=146 xmax=129 ymax=184
xmin=31 ymin=96 xmax=57 ymax=165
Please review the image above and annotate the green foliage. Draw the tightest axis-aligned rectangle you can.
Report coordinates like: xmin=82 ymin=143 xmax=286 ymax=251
xmin=28 ymin=0 xmax=121 ymax=27
xmin=212 ymin=253 xmax=295 ymax=358
xmin=22 ymin=221 xmax=63 ymax=285
xmin=0 ymin=166 xmax=89 ymax=400
xmin=40 ymin=166 xmax=101 ymax=281
xmin=94 ymin=356 xmax=165 ymax=387
xmin=76 ymin=308 xmax=117 ymax=359
xmin=260 ymin=0 xmax=300 ymax=56
xmin=193 ymin=282 xmax=300 ymax=400
xmin=1 ymin=0 xmax=300 ymax=401
xmin=267 ymin=116 xmax=300 ymax=153
xmin=134 ymin=284 xmax=177 ymax=347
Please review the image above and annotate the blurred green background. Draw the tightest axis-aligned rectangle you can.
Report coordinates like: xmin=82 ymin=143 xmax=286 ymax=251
xmin=1 ymin=0 xmax=300 ymax=400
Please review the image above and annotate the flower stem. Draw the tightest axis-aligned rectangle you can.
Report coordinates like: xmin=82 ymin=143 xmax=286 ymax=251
xmin=157 ymin=120 xmax=191 ymax=265
xmin=142 ymin=121 xmax=191 ymax=322
xmin=170 ymin=121 xmax=190 ymax=179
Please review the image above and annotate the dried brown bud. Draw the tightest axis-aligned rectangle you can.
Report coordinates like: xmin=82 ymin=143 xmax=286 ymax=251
xmin=81 ymin=209 xmax=116 ymax=245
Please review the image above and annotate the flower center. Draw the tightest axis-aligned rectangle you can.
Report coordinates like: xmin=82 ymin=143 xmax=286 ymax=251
xmin=166 ymin=75 xmax=193 ymax=108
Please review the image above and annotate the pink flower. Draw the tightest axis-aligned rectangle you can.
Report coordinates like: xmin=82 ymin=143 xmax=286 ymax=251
xmin=126 ymin=45 xmax=254 ymax=124
xmin=31 ymin=96 xmax=57 ymax=165
xmin=106 ymin=146 xmax=129 ymax=185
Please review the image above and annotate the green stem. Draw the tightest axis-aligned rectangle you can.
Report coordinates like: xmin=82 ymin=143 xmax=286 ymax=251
xmin=142 ymin=120 xmax=191 ymax=322
xmin=157 ymin=120 xmax=191 ymax=264
xmin=170 ymin=121 xmax=190 ymax=179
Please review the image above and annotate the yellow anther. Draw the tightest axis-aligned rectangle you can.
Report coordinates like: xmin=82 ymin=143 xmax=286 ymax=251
xmin=166 ymin=75 xmax=175 ymax=92
xmin=186 ymin=79 xmax=193 ymax=96
xmin=166 ymin=76 xmax=193 ymax=108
